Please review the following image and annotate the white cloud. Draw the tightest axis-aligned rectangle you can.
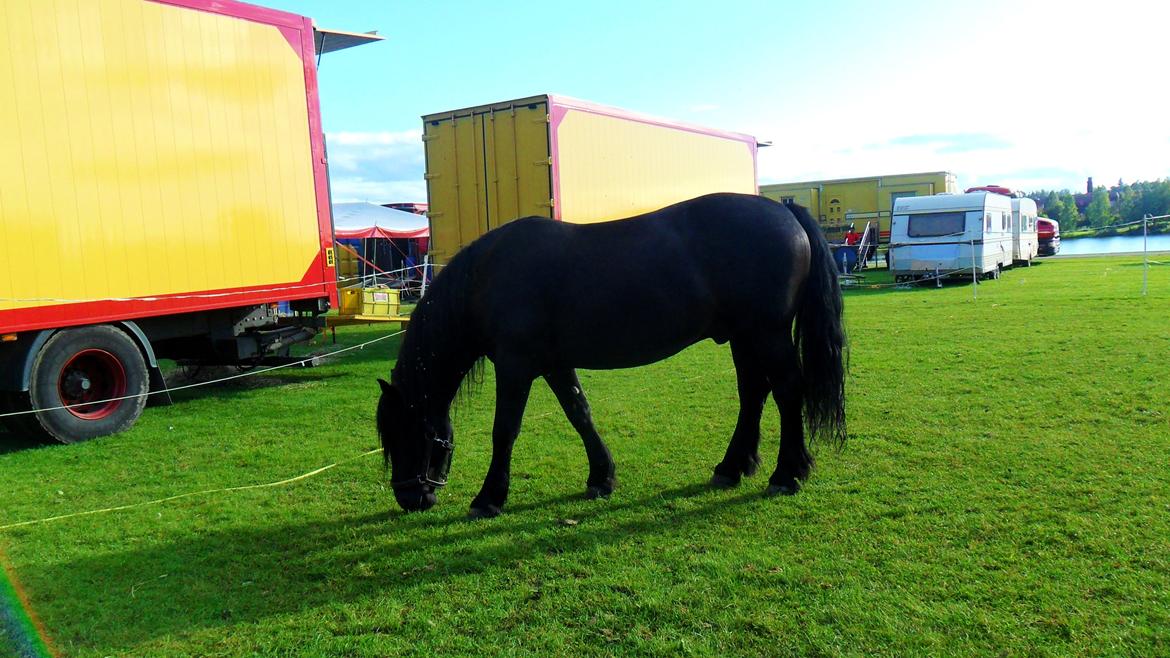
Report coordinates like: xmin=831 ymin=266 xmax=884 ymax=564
xmin=329 ymin=178 xmax=427 ymax=204
xmin=753 ymin=97 xmax=1170 ymax=193
xmin=325 ymin=131 xmax=426 ymax=203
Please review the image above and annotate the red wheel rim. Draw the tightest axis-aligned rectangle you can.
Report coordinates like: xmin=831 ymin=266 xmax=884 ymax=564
xmin=58 ymin=349 xmax=126 ymax=420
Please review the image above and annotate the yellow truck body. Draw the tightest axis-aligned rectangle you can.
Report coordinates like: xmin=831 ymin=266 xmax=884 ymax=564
xmin=422 ymin=95 xmax=759 ymax=263
xmin=760 ymin=171 xmax=958 ymax=242
xmin=0 ymin=0 xmax=336 ymax=331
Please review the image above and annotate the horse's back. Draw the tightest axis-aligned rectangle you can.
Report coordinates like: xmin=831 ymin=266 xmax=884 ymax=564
xmin=462 ymin=193 xmax=812 ymax=369
xmin=477 ymin=193 xmax=807 ymax=274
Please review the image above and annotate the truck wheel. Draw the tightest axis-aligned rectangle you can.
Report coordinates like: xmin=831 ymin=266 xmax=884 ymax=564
xmin=27 ymin=326 xmax=149 ymax=443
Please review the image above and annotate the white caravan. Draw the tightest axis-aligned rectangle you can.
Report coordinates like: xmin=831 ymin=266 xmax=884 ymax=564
xmin=1011 ymin=197 xmax=1039 ymax=265
xmin=889 ymin=192 xmax=1014 ymax=282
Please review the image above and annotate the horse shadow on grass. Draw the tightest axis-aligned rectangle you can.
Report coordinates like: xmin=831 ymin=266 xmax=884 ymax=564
xmin=19 ymin=481 xmax=768 ymax=653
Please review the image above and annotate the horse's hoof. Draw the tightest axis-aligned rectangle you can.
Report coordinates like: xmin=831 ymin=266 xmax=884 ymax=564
xmin=468 ymin=504 xmax=502 ymax=519
xmin=585 ymin=480 xmax=615 ymax=500
xmin=710 ymin=472 xmax=741 ymax=489
xmin=766 ymin=481 xmax=800 ymax=496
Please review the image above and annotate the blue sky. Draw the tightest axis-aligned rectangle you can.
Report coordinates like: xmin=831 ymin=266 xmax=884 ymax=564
xmin=262 ymin=0 xmax=1168 ymax=203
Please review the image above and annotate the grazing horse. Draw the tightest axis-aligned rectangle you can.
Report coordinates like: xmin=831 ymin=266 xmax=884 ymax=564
xmin=377 ymin=193 xmax=846 ymax=517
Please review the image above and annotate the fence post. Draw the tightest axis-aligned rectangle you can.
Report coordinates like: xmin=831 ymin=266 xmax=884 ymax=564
xmin=971 ymin=238 xmax=978 ymax=301
xmin=1143 ymin=214 xmax=1149 ymax=297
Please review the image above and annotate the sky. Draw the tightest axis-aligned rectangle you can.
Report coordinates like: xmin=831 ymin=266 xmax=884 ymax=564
xmin=261 ymin=0 xmax=1168 ymax=203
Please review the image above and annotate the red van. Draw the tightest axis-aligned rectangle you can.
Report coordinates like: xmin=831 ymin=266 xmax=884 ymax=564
xmin=1037 ymin=218 xmax=1061 ymax=255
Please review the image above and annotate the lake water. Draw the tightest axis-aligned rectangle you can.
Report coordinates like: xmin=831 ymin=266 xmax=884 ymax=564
xmin=1058 ymin=233 xmax=1170 ymax=256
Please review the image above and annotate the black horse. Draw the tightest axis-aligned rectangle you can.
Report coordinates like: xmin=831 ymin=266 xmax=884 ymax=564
xmin=377 ymin=193 xmax=846 ymax=517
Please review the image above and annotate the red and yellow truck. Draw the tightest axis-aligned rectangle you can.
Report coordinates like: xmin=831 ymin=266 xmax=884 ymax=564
xmin=0 ymin=0 xmax=378 ymax=442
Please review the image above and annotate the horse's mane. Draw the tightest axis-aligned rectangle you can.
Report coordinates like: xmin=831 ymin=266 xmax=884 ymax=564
xmin=391 ymin=242 xmax=486 ymax=412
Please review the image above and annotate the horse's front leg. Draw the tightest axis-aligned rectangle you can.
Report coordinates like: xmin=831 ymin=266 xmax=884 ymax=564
xmin=544 ymin=368 xmax=616 ymax=499
xmin=469 ymin=365 xmax=533 ymax=519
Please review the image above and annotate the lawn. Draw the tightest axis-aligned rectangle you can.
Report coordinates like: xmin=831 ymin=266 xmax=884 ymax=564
xmin=2 ymin=255 xmax=1168 ymax=657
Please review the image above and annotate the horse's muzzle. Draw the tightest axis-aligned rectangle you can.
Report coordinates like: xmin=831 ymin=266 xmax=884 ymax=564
xmin=394 ymin=485 xmax=437 ymax=512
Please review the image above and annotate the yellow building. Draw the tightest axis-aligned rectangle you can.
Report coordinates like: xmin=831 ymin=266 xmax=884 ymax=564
xmin=760 ymin=172 xmax=958 ymax=242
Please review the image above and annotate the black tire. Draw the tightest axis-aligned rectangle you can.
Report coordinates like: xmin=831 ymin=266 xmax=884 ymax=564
xmin=27 ymin=326 xmax=149 ymax=443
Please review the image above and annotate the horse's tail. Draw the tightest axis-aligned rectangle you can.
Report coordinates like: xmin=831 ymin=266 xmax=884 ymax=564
xmin=787 ymin=202 xmax=847 ymax=447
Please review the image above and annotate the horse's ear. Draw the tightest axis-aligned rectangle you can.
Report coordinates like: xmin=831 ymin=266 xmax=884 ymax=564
xmin=378 ymin=378 xmax=405 ymax=411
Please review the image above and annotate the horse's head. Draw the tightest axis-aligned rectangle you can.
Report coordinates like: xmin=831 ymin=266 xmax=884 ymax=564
xmin=377 ymin=378 xmax=453 ymax=512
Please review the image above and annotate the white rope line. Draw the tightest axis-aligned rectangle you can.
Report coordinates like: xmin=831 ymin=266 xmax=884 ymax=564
xmin=1052 ymin=214 xmax=1170 ymax=236
xmin=842 ymin=267 xmax=973 ymax=289
xmin=843 ymin=215 xmax=1170 ymax=290
xmin=0 ymin=448 xmax=383 ymax=532
xmin=0 ymin=358 xmax=716 ymax=532
xmin=0 ymin=329 xmax=406 ymax=420
xmin=0 ymin=264 xmax=444 ymax=305
xmin=840 ymin=262 xmax=975 ymax=289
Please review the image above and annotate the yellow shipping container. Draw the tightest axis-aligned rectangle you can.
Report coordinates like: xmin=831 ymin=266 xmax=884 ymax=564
xmin=422 ymin=95 xmax=760 ymax=263
xmin=760 ymin=172 xmax=958 ymax=243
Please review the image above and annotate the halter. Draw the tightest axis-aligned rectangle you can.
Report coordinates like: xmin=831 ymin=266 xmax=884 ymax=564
xmin=390 ymin=434 xmax=454 ymax=490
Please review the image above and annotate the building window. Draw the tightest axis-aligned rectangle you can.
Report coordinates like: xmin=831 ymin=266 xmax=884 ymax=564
xmin=780 ymin=196 xmax=795 ymax=204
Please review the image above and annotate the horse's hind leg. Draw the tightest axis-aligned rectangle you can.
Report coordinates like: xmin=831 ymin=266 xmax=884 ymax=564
xmin=711 ymin=339 xmax=769 ymax=488
xmin=762 ymin=337 xmax=814 ymax=496
xmin=544 ymin=369 xmax=616 ymax=499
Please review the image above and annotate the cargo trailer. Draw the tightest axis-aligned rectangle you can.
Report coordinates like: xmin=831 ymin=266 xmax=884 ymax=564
xmin=421 ymin=95 xmax=760 ymax=263
xmin=888 ymin=192 xmax=1014 ymax=282
xmin=0 ymin=0 xmax=380 ymax=442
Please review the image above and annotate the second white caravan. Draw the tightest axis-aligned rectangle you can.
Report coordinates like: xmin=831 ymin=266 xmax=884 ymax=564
xmin=1011 ymin=197 xmax=1040 ymax=265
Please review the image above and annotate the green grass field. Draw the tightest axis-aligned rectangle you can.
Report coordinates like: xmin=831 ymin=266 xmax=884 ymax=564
xmin=2 ymin=255 xmax=1168 ymax=657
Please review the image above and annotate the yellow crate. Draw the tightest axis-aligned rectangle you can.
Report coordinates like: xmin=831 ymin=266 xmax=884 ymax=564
xmin=362 ymin=288 xmax=400 ymax=316
xmin=338 ymin=287 xmax=363 ymax=315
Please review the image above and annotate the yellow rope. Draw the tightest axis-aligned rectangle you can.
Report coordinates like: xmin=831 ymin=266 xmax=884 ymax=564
xmin=0 ymin=448 xmax=382 ymax=532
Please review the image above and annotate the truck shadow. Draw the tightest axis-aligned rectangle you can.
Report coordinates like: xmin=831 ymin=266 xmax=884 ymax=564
xmin=18 ymin=482 xmax=763 ymax=653
xmin=0 ymin=427 xmax=48 ymax=454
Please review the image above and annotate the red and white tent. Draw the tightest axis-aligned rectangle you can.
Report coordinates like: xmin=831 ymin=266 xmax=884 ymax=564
xmin=332 ymin=202 xmax=429 ymax=240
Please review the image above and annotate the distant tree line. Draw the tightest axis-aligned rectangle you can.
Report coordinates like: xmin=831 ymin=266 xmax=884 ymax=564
xmin=1027 ymin=179 xmax=1170 ymax=232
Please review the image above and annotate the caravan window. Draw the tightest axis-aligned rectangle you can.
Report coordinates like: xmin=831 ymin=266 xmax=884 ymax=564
xmin=908 ymin=212 xmax=966 ymax=237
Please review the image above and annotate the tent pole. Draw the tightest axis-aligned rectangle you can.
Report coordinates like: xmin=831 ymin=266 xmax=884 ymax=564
xmin=420 ymin=255 xmax=430 ymax=298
